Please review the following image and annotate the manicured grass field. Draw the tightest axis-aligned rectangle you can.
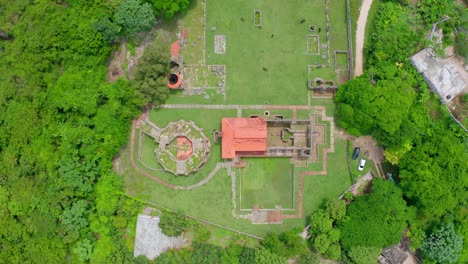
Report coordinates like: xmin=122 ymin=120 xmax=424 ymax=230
xmin=205 ymin=0 xmax=349 ymax=105
xmin=300 ymin=138 xmax=351 ymax=216
xmin=240 ymin=158 xmax=294 ymax=209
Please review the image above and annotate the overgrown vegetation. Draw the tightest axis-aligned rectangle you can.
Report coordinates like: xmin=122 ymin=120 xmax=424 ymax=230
xmin=0 ymin=0 xmax=190 ymax=262
xmin=334 ymin=1 xmax=467 ymax=263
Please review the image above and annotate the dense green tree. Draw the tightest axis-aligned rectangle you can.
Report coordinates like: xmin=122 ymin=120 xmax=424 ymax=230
xmin=347 ymin=246 xmax=381 ymax=264
xmin=365 ymin=2 xmax=422 ymax=68
xmin=94 ymin=17 xmax=121 ymax=43
xmin=154 ymin=248 xmax=192 ymax=263
xmin=339 ymin=180 xmax=411 ymax=250
xmin=159 ymin=211 xmax=189 ymax=236
xmin=308 ymin=199 xmax=345 ymax=260
xmin=298 ymin=252 xmax=320 ymax=264
xmin=0 ymin=0 xmax=186 ymax=262
xmin=220 ymin=244 xmax=242 ymax=264
xmin=191 ymin=242 xmax=222 ymax=263
xmin=133 ymin=43 xmax=171 ymax=106
xmin=239 ymin=246 xmax=256 ymax=264
xmin=114 ymin=0 xmax=156 ymax=35
xmin=194 ymin=224 xmax=211 ymax=243
xmin=278 ymin=229 xmax=308 ymax=257
xmin=59 ymin=200 xmax=90 ymax=244
xmin=422 ymin=223 xmax=463 ymax=263
xmin=417 ymin=0 xmax=455 ymax=24
xmin=313 ymin=233 xmax=331 ymax=255
xmin=398 ymin=126 xmax=467 ymax=218
xmin=255 ymin=248 xmax=286 ymax=264
xmin=309 ymin=209 xmax=333 ymax=235
xmin=262 ymin=232 xmax=287 ymax=257
xmin=149 ymin=0 xmax=192 ymax=19
xmin=73 ymin=239 xmax=93 ymax=262
xmin=262 ymin=229 xmax=307 ymax=258
xmin=324 ymin=199 xmax=346 ymax=221
xmin=326 ymin=243 xmax=341 ymax=260
xmin=335 ymin=73 xmax=415 ymax=146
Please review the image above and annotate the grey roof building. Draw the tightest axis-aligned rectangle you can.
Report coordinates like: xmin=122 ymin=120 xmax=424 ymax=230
xmin=410 ymin=48 xmax=467 ymax=103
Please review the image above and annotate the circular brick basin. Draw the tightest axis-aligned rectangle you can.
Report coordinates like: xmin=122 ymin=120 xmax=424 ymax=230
xmin=175 ymin=136 xmax=193 ymax=160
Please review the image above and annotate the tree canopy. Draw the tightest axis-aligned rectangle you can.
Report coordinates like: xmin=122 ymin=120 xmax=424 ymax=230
xmin=0 ymin=0 xmax=190 ymax=262
xmin=339 ymin=180 xmax=411 ymax=250
xmin=422 ymin=222 xmax=463 ymax=263
xmin=114 ymin=0 xmax=156 ymax=35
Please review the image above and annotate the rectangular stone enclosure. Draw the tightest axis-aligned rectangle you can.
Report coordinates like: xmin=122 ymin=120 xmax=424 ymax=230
xmin=306 ymin=35 xmax=320 ymax=54
xmin=214 ymin=35 xmax=226 ymax=54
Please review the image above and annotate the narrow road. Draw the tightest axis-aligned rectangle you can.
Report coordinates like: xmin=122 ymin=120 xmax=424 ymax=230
xmin=354 ymin=0 xmax=373 ymax=77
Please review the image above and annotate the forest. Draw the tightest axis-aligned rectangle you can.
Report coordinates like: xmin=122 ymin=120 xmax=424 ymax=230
xmin=0 ymin=0 xmax=466 ymax=263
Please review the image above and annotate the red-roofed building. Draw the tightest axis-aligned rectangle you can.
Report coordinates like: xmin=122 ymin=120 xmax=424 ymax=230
xmin=221 ymin=118 xmax=267 ymax=159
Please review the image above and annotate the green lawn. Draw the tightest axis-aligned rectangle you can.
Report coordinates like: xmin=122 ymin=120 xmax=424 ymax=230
xmin=240 ymin=158 xmax=294 ymax=209
xmin=205 ymin=0 xmax=349 ymax=105
xmin=300 ymin=138 xmax=352 ymax=216
xmin=133 ymin=108 xmax=237 ymax=187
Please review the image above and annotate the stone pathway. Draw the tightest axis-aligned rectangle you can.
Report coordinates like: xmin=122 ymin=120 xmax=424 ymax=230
xmin=160 ymin=104 xmax=312 ymax=110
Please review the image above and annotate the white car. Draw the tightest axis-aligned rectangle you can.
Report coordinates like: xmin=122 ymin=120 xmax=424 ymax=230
xmin=358 ymin=159 xmax=366 ymax=171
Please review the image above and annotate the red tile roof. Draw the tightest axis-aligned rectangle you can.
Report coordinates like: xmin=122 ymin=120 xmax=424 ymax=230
xmin=221 ymin=118 xmax=267 ymax=159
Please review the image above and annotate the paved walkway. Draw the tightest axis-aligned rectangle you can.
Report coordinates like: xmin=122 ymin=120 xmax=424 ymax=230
xmin=160 ymin=104 xmax=312 ymax=110
xmin=354 ymin=0 xmax=374 ymax=76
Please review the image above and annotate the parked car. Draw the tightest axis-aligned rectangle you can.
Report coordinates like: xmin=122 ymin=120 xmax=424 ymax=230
xmin=358 ymin=159 xmax=366 ymax=171
xmin=352 ymin=147 xmax=360 ymax=160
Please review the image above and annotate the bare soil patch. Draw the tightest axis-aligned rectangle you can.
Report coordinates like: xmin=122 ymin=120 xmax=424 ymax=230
xmin=107 ymin=43 xmax=127 ymax=82
xmin=353 ymin=136 xmax=384 ymax=164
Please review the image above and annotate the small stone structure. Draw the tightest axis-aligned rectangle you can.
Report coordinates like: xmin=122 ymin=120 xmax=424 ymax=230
xmin=306 ymin=35 xmax=320 ymax=54
xmin=308 ymin=77 xmax=338 ymax=95
xmin=254 ymin=10 xmax=262 ymax=27
xmin=410 ymin=48 xmax=467 ymax=103
xmin=134 ymin=215 xmax=182 ymax=260
xmin=334 ymin=50 xmax=349 ymax=71
xmin=214 ymin=35 xmax=226 ymax=54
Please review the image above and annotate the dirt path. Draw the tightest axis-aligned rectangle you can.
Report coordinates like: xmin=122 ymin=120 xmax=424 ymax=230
xmin=354 ymin=0 xmax=373 ymax=77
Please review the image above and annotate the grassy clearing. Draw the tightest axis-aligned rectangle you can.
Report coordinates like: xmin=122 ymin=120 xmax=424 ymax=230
xmin=347 ymin=142 xmax=379 ymax=180
xmin=181 ymin=0 xmax=205 ymax=65
xmin=205 ymin=0 xmax=348 ymax=104
xmin=299 ymin=138 xmax=351 ymax=216
xmin=240 ymin=158 xmax=294 ymax=209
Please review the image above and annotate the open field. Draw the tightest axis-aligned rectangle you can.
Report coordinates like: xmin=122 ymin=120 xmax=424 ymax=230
xmin=205 ymin=0 xmax=349 ymax=104
xmin=240 ymin=158 xmax=294 ymax=209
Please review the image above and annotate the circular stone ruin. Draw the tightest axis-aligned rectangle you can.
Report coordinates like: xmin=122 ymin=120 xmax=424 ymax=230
xmin=168 ymin=73 xmax=179 ymax=85
xmin=155 ymin=120 xmax=211 ymax=176
xmin=309 ymin=25 xmax=315 ymax=32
